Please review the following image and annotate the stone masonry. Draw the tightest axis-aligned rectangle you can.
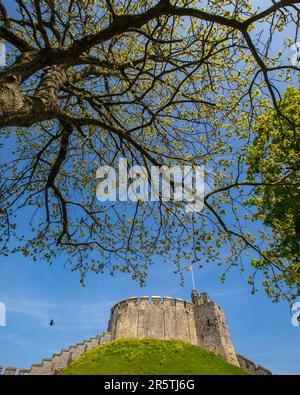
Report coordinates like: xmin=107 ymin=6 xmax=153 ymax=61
xmin=192 ymin=291 xmax=239 ymax=366
xmin=0 ymin=331 xmax=112 ymax=375
xmin=108 ymin=296 xmax=197 ymax=345
xmin=108 ymin=291 xmax=239 ymax=366
xmin=0 ymin=290 xmax=271 ymax=375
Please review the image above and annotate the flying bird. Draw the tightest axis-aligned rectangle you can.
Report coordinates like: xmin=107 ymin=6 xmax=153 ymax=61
xmin=49 ymin=319 xmax=54 ymax=326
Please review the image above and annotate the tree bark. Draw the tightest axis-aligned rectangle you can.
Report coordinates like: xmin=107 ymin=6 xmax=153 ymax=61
xmin=0 ymin=67 xmax=68 ymax=127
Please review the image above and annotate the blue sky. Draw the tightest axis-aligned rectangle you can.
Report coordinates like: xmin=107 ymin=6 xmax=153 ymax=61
xmin=0 ymin=0 xmax=299 ymax=376
xmin=0 ymin=250 xmax=299 ymax=374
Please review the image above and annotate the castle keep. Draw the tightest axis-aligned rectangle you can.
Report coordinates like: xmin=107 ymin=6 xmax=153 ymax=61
xmin=108 ymin=291 xmax=238 ymax=366
xmin=0 ymin=290 xmax=271 ymax=375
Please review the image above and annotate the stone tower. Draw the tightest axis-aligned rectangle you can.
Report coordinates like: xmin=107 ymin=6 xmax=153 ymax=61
xmin=108 ymin=290 xmax=239 ymax=366
xmin=192 ymin=290 xmax=239 ymax=366
xmin=0 ymin=289 xmax=272 ymax=375
xmin=108 ymin=296 xmax=197 ymax=345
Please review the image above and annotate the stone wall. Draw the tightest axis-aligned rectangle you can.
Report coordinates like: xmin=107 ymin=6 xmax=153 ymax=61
xmin=193 ymin=298 xmax=239 ymax=366
xmin=0 ymin=331 xmax=112 ymax=375
xmin=237 ymin=354 xmax=272 ymax=375
xmin=0 ymin=290 xmax=272 ymax=375
xmin=0 ymin=366 xmax=17 ymax=375
xmin=108 ymin=294 xmax=244 ymax=368
xmin=108 ymin=296 xmax=197 ymax=345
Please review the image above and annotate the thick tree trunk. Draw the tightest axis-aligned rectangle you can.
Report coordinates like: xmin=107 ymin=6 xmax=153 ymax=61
xmin=0 ymin=68 xmax=68 ymax=127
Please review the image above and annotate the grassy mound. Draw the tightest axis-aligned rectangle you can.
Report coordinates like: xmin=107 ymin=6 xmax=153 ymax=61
xmin=60 ymin=338 xmax=248 ymax=375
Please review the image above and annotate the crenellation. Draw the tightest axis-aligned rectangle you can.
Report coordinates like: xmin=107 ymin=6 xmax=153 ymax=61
xmin=163 ymin=296 xmax=173 ymax=306
xmin=236 ymin=354 xmax=271 ymax=375
xmin=3 ymin=366 xmax=16 ymax=375
xmin=31 ymin=363 xmax=42 ymax=368
xmin=174 ymin=298 xmax=185 ymax=307
xmin=256 ymin=364 xmax=272 ymax=375
xmin=52 ymin=352 xmax=62 ymax=358
xmin=84 ymin=337 xmax=99 ymax=351
xmin=29 ymin=360 xmax=53 ymax=375
xmin=108 ymin=291 xmax=241 ymax=367
xmin=0 ymin=291 xmax=271 ymax=375
xmin=127 ymin=297 xmax=138 ymax=306
xmin=51 ymin=350 xmax=72 ymax=372
xmin=0 ymin=331 xmax=113 ymax=376
xmin=151 ymin=296 xmax=162 ymax=305
xmin=110 ymin=294 xmax=197 ymax=346
xmin=139 ymin=296 xmax=149 ymax=305
xmin=100 ymin=332 xmax=112 ymax=345
xmin=198 ymin=292 xmax=209 ymax=305
xmin=19 ymin=368 xmax=30 ymax=375
xmin=71 ymin=343 xmax=86 ymax=361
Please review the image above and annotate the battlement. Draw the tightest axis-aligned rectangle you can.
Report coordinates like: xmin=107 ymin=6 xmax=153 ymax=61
xmin=0 ymin=331 xmax=112 ymax=375
xmin=237 ymin=354 xmax=272 ymax=375
xmin=110 ymin=296 xmax=195 ymax=312
xmin=0 ymin=290 xmax=272 ymax=375
xmin=108 ymin=295 xmax=197 ymax=345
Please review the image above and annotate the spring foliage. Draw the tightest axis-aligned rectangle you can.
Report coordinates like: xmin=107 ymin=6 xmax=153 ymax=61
xmin=0 ymin=1 xmax=299 ymax=301
xmin=246 ymin=87 xmax=300 ymax=299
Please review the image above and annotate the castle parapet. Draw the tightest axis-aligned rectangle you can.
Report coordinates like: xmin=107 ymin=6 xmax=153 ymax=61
xmin=108 ymin=296 xmax=197 ymax=345
xmin=0 ymin=291 xmax=271 ymax=375
xmin=163 ymin=296 xmax=173 ymax=306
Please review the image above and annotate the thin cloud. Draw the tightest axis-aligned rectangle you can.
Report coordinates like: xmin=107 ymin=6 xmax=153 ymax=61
xmin=2 ymin=295 xmax=114 ymax=331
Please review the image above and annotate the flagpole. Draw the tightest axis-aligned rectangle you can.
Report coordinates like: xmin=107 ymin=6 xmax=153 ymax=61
xmin=191 ymin=267 xmax=196 ymax=290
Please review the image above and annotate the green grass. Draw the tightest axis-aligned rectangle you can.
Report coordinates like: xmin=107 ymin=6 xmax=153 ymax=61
xmin=59 ymin=338 xmax=249 ymax=375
